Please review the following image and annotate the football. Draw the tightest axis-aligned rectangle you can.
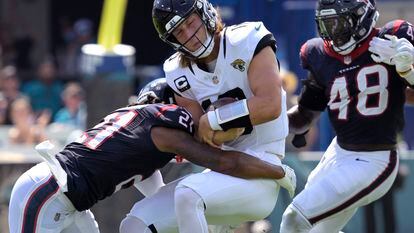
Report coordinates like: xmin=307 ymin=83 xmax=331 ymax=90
xmin=208 ymin=97 xmax=245 ymax=145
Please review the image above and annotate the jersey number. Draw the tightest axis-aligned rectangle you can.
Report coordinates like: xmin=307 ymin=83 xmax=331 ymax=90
xmin=79 ymin=111 xmax=138 ymax=150
xmin=179 ymin=110 xmax=194 ymax=133
xmin=328 ymin=65 xmax=389 ymax=120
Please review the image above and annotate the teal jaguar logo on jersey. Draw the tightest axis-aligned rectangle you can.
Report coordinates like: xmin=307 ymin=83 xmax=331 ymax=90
xmin=231 ymin=59 xmax=246 ymax=72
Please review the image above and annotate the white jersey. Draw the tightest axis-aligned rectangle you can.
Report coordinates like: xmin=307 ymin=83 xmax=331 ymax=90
xmin=165 ymin=21 xmax=288 ymax=156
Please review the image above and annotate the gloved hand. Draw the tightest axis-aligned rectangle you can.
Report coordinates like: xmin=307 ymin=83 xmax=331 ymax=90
xmin=292 ymin=130 xmax=309 ymax=148
xmin=276 ymin=164 xmax=297 ymax=198
xmin=369 ymin=36 xmax=396 ymax=65
xmin=382 ymin=34 xmax=414 ymax=76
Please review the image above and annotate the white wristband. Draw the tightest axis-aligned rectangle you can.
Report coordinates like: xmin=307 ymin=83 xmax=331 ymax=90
xmin=216 ymin=99 xmax=249 ymax=123
xmin=207 ymin=110 xmax=223 ymax=130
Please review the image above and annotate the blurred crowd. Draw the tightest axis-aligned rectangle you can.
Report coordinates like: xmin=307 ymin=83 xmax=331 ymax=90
xmin=0 ymin=18 xmax=91 ymax=146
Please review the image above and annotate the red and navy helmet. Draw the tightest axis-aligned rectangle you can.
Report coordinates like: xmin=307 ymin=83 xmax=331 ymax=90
xmin=316 ymin=0 xmax=378 ymax=54
xmin=137 ymin=78 xmax=176 ymax=105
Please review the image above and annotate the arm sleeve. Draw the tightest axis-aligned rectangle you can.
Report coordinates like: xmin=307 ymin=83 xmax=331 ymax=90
xmin=298 ymin=73 xmax=328 ymax=111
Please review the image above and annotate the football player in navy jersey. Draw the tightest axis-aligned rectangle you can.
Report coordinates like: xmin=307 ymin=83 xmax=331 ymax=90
xmin=8 ymin=78 xmax=295 ymax=233
xmin=280 ymin=0 xmax=413 ymax=232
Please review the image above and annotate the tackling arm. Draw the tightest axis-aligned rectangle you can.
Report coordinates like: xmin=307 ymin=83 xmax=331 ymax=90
xmin=151 ymin=126 xmax=285 ymax=179
xmin=175 ymin=94 xmax=205 ymax=126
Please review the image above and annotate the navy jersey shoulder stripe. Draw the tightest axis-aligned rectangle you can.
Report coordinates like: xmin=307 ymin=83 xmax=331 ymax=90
xmin=223 ymin=27 xmax=228 ymax=58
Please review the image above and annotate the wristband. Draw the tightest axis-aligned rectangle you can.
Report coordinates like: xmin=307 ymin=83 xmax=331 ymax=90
xmin=398 ymin=66 xmax=414 ymax=85
xmin=207 ymin=110 xmax=223 ymax=130
xmin=207 ymin=99 xmax=252 ymax=131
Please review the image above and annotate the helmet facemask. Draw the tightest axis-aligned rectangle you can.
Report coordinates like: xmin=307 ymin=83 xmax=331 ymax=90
xmin=157 ymin=0 xmax=217 ymax=59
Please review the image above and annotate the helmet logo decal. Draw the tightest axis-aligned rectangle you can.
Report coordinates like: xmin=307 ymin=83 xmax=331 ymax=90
xmin=174 ymin=76 xmax=191 ymax=92
xmin=344 ymin=55 xmax=352 ymax=65
xmin=166 ymin=15 xmax=182 ymax=31
xmin=231 ymin=59 xmax=246 ymax=72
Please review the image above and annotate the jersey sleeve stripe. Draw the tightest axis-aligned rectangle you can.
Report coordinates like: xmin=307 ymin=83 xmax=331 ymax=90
xmin=253 ymin=34 xmax=276 ymax=56
xmin=223 ymin=27 xmax=228 ymax=58
xmin=300 ymin=42 xmax=308 ymax=65
xmin=156 ymin=105 xmax=179 ymax=117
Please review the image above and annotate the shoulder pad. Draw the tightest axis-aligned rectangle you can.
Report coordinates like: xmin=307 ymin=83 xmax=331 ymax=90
xmin=300 ymin=38 xmax=324 ymax=69
xmin=163 ymin=53 xmax=190 ymax=95
xmin=163 ymin=52 xmax=181 ymax=74
xmin=226 ymin=22 xmax=271 ymax=47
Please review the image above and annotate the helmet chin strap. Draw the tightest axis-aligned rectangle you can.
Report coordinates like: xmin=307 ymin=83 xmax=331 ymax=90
xmin=189 ymin=29 xmax=215 ymax=58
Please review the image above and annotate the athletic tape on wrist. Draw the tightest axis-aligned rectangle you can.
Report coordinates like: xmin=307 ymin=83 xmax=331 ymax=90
xmin=207 ymin=99 xmax=252 ymax=131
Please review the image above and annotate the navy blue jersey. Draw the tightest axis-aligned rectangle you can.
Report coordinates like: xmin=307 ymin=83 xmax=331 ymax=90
xmin=299 ymin=20 xmax=414 ymax=148
xmin=56 ymin=104 xmax=194 ymax=211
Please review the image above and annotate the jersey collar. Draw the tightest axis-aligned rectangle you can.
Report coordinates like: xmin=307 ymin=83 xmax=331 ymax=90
xmin=323 ymin=28 xmax=379 ymax=64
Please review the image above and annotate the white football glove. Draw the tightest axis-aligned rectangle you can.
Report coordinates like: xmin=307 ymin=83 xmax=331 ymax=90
xmin=369 ymin=36 xmax=396 ymax=65
xmin=381 ymin=34 xmax=414 ymax=75
xmin=276 ymin=164 xmax=296 ymax=198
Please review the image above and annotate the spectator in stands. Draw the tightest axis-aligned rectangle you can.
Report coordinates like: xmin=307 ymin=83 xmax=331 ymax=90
xmin=60 ymin=18 xmax=95 ymax=79
xmin=22 ymin=59 xmax=63 ymax=119
xmin=0 ymin=22 xmax=14 ymax=67
xmin=0 ymin=92 xmax=7 ymax=124
xmin=8 ymin=97 xmax=48 ymax=145
xmin=54 ymin=82 xmax=86 ymax=129
xmin=0 ymin=65 xmax=26 ymax=124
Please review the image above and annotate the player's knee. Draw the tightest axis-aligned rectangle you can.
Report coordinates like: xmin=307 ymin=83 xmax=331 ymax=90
xmin=174 ymin=186 xmax=205 ymax=214
xmin=280 ymin=204 xmax=312 ymax=233
xmin=119 ymin=216 xmax=151 ymax=233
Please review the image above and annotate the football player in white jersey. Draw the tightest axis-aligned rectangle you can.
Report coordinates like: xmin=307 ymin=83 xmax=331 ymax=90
xmin=119 ymin=0 xmax=295 ymax=233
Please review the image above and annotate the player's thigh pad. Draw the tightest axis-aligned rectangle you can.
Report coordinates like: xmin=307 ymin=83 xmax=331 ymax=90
xmin=9 ymin=163 xmax=78 ymax=233
xmin=126 ymin=176 xmax=189 ymax=233
xmin=176 ymin=169 xmax=279 ymax=226
xmin=293 ymin=143 xmax=398 ymax=225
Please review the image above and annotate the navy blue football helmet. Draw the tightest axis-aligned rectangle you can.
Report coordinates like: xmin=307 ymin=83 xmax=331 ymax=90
xmin=316 ymin=0 xmax=379 ymax=54
xmin=137 ymin=78 xmax=176 ymax=104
